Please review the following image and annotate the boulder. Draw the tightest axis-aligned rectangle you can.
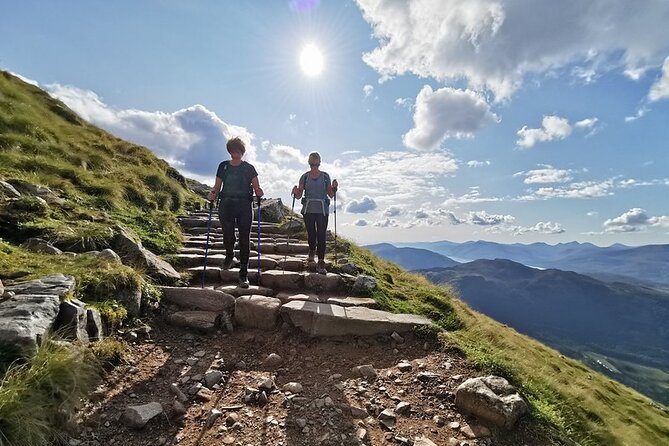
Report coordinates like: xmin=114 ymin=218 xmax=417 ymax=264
xmin=234 ymin=295 xmax=281 ymax=330
xmin=256 ymin=198 xmax=284 ymax=223
xmin=117 ymin=283 xmax=142 ymax=318
xmin=281 ymin=219 xmax=304 ymax=232
xmin=121 ymin=402 xmax=163 ymax=429
xmin=160 ymin=287 xmax=235 ymax=312
xmin=20 ymin=238 xmax=62 ymax=255
xmin=98 ymin=248 xmax=122 ymax=264
xmin=113 ymin=225 xmax=180 ymax=283
xmin=53 ymin=299 xmax=89 ymax=342
xmin=304 ymin=272 xmax=342 ymax=293
xmin=352 ymin=275 xmax=377 ymax=295
xmin=0 ymin=294 xmax=60 ymax=352
xmin=6 ymin=179 xmax=65 ymax=205
xmin=455 ymin=376 xmax=529 ymax=428
xmin=3 ymin=274 xmax=75 ymax=297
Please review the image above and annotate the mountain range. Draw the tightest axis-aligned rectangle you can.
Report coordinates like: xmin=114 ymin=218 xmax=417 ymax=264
xmin=364 ymin=243 xmax=459 ymax=270
xmin=418 ymin=259 xmax=669 ymax=404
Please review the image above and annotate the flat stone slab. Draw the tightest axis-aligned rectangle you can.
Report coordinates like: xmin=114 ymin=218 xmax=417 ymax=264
xmin=275 ymin=292 xmax=321 ymax=304
xmin=186 ymin=266 xmax=221 ymax=282
xmin=160 ymin=287 xmax=235 ymax=312
xmin=260 ymin=270 xmax=304 ymax=290
xmin=167 ymin=311 xmax=220 ymax=332
xmin=274 ymin=243 xmax=311 ymax=255
xmin=277 ymin=258 xmax=306 ymax=271
xmin=0 ymin=294 xmax=61 ymax=351
xmin=234 ymin=295 xmax=282 ymax=330
xmin=4 ymin=274 xmax=75 ymax=296
xmin=326 ymin=297 xmax=379 ymax=309
xmin=281 ymin=301 xmax=433 ymax=337
xmin=216 ymin=284 xmax=275 ymax=297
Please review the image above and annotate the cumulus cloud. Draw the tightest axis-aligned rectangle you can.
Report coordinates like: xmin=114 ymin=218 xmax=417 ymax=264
xmin=373 ymin=218 xmax=399 ymax=228
xmin=574 ymin=117 xmax=599 ymax=129
xmin=345 ymin=196 xmax=378 ymax=213
xmin=403 ymin=86 xmax=498 ymax=150
xmin=44 ymin=83 xmax=255 ymax=175
xmin=649 ymin=56 xmax=669 ymax=102
xmin=515 ymin=166 xmax=574 ymax=184
xmin=443 ymin=187 xmax=502 ymax=206
xmin=467 ymin=160 xmax=491 ymax=168
xmin=353 ymin=219 xmax=369 ymax=226
xmin=446 ymin=210 xmax=515 ymax=226
xmin=516 ymin=115 xmax=572 ymax=148
xmin=414 ymin=209 xmax=429 ymax=219
xmin=444 ymin=209 xmax=563 ymax=235
xmin=383 ymin=206 xmax=403 ymax=217
xmin=494 ymin=221 xmax=566 ymax=235
xmin=395 ymin=97 xmax=412 ymax=108
xmin=603 ymin=208 xmax=669 ymax=232
xmin=269 ymin=144 xmax=305 ymax=164
xmin=356 ymin=0 xmax=669 ymax=100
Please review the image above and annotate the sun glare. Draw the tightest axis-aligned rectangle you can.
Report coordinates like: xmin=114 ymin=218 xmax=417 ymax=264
xmin=299 ymin=43 xmax=324 ymax=76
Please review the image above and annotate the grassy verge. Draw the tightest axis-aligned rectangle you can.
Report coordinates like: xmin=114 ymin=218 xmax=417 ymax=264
xmin=338 ymin=242 xmax=669 ymax=446
xmin=0 ymin=340 xmax=100 ymax=446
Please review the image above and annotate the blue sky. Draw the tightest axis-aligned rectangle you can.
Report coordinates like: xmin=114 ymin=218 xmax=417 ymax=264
xmin=2 ymin=0 xmax=669 ymax=245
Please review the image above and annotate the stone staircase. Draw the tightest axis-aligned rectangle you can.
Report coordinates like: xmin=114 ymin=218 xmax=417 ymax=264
xmin=160 ymin=208 xmax=432 ymax=337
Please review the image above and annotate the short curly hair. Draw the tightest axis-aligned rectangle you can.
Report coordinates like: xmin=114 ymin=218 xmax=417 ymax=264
xmin=226 ymin=137 xmax=246 ymax=155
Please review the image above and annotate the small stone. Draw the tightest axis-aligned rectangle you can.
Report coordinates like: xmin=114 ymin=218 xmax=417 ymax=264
xmin=172 ymin=400 xmax=187 ymax=417
xmin=351 ymin=364 xmax=377 ymax=379
xmin=194 ymin=350 xmax=206 ymax=358
xmin=258 ymin=376 xmax=276 ymax=392
xmin=397 ymin=361 xmax=412 ymax=372
xmin=377 ymin=408 xmax=396 ymax=430
xmin=222 ymin=436 xmax=235 ymax=445
xmin=186 ymin=358 xmax=199 ymax=366
xmin=416 ymin=371 xmax=439 ymax=382
xmin=282 ymin=382 xmax=303 ymax=394
xmin=206 ymin=409 xmax=223 ymax=428
xmin=448 ymin=421 xmax=460 ymax=429
xmin=121 ymin=402 xmax=163 ymax=429
xmin=262 ymin=353 xmax=283 ymax=369
xmin=391 ymin=331 xmax=405 ymax=344
xmin=204 ymin=370 xmax=224 ymax=388
xmin=414 ymin=437 xmax=439 ymax=446
xmin=226 ymin=413 xmax=241 ymax=426
xmin=395 ymin=401 xmax=411 ymax=415
xmin=357 ymin=428 xmax=368 ymax=442
xmin=295 ymin=418 xmax=307 ymax=428
xmin=349 ymin=405 xmax=368 ymax=419
xmin=461 ymin=424 xmax=491 ymax=438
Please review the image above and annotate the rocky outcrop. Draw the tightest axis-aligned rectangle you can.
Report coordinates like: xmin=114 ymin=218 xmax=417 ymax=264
xmin=21 ymin=237 xmax=62 ymax=255
xmin=0 ymin=274 xmax=75 ymax=352
xmin=455 ymin=376 xmax=529 ymax=428
xmin=6 ymin=179 xmax=65 ymax=205
xmin=113 ymin=226 xmax=180 ymax=283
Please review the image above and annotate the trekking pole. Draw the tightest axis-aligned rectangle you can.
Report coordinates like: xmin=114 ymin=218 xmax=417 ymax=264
xmin=256 ymin=194 xmax=262 ymax=285
xmin=283 ymin=194 xmax=296 ymax=274
xmin=333 ymin=187 xmax=337 ymax=264
xmin=201 ymin=200 xmax=214 ymax=288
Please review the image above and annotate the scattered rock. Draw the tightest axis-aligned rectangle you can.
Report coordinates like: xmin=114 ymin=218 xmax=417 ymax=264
xmin=258 ymin=376 xmax=276 ymax=392
xmin=351 ymin=364 xmax=377 ymax=379
xmin=448 ymin=421 xmax=460 ymax=429
xmin=97 ymin=248 xmax=122 ymax=264
xmin=234 ymin=295 xmax=281 ymax=330
xmin=204 ymin=370 xmax=223 ymax=389
xmin=377 ymin=408 xmax=396 ymax=430
xmin=397 ymin=360 xmax=413 ymax=372
xmin=170 ymin=383 xmax=188 ymax=402
xmin=349 ymin=405 xmax=369 ymax=419
xmin=391 ymin=331 xmax=405 ymax=344
xmin=416 ymin=371 xmax=440 ymax=382
xmin=121 ymin=402 xmax=163 ymax=429
xmin=414 ymin=437 xmax=438 ymax=446
xmin=20 ymin=238 xmax=62 ymax=255
xmin=462 ymin=424 xmax=491 ymax=438
xmin=262 ymin=353 xmax=283 ymax=369
xmin=455 ymin=376 xmax=529 ymax=428
xmin=54 ymin=299 xmax=89 ymax=342
xmin=206 ymin=409 xmax=222 ymax=428
xmin=0 ymin=181 xmax=21 ymax=198
xmin=395 ymin=401 xmax=411 ymax=415
xmin=282 ymin=382 xmax=303 ymax=394
xmin=225 ymin=413 xmax=241 ymax=426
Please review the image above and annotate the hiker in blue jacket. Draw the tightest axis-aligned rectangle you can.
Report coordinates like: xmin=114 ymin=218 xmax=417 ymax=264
xmin=292 ymin=151 xmax=338 ymax=274
xmin=207 ymin=137 xmax=263 ymax=288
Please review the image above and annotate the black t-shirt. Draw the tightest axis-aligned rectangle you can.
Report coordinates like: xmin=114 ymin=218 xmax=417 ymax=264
xmin=216 ymin=161 xmax=258 ymax=200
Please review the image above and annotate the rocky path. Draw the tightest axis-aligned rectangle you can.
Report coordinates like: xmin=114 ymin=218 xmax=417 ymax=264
xmin=72 ymin=207 xmax=551 ymax=446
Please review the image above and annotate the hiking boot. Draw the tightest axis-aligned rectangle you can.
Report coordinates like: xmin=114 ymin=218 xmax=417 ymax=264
xmin=222 ymin=255 xmax=234 ymax=270
xmin=239 ymin=276 xmax=250 ymax=289
xmin=316 ymin=260 xmax=327 ymax=274
xmin=307 ymin=250 xmax=316 ymax=263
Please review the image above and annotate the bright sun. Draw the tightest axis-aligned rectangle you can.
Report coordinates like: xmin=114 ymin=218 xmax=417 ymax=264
xmin=299 ymin=43 xmax=324 ymax=76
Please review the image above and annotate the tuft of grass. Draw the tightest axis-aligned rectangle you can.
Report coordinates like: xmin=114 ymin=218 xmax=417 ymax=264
xmin=0 ymin=339 xmax=100 ymax=446
xmin=89 ymin=338 xmax=128 ymax=369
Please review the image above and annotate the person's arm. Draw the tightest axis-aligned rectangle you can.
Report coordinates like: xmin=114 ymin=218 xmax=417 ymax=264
xmin=292 ymin=175 xmax=305 ymax=199
xmin=207 ymin=176 xmax=222 ymax=202
xmin=251 ymin=176 xmax=263 ymax=198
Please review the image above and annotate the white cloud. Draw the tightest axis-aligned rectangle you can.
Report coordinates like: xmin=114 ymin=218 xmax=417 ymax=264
xmin=383 ymin=206 xmax=403 ymax=217
xmin=9 ymin=72 xmax=39 ymax=87
xmin=516 ymin=115 xmax=572 ymax=148
xmin=443 ymin=188 xmax=502 ymax=206
xmin=531 ymin=180 xmax=614 ymax=199
xmin=649 ymin=56 xmax=669 ymax=102
xmin=353 ymin=219 xmax=369 ymax=226
xmin=503 ymin=222 xmax=565 ymax=235
xmin=373 ymin=218 xmax=399 ymax=228
xmin=624 ymin=107 xmax=649 ymax=122
xmin=466 ymin=160 xmax=491 ymax=168
xmin=447 ymin=210 xmax=515 ymax=226
xmin=587 ymin=211 xmax=598 ymax=217
xmin=517 ymin=166 xmax=574 ymax=184
xmin=402 ymin=85 xmax=498 ymax=150
xmin=574 ymin=117 xmax=599 ymax=129
xmin=269 ymin=144 xmax=305 ymax=164
xmin=357 ymin=0 xmax=669 ymax=100
xmin=345 ymin=196 xmax=378 ymax=213
xmin=44 ymin=83 xmax=256 ymax=175
xmin=603 ymin=208 xmax=669 ymax=233
xmin=395 ymin=97 xmax=412 ymax=108
xmin=363 ymin=84 xmax=374 ymax=98
xmin=414 ymin=209 xmax=429 ymax=219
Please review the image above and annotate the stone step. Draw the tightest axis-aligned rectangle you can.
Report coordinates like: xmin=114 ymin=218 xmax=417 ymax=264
xmin=174 ymin=253 xmax=290 ymax=270
xmin=166 ymin=311 xmax=221 ymax=332
xmin=184 ymin=225 xmax=286 ymax=236
xmin=273 ymin=292 xmax=378 ymax=308
xmin=178 ymin=217 xmax=278 ymax=229
xmin=280 ymin=301 xmax=433 ymax=337
xmin=215 ymin=284 xmax=276 ymax=297
xmin=160 ymin=286 xmax=235 ymax=312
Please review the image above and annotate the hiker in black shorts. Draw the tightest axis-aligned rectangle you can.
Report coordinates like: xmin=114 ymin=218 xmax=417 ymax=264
xmin=292 ymin=151 xmax=338 ymax=274
xmin=207 ymin=137 xmax=263 ymax=288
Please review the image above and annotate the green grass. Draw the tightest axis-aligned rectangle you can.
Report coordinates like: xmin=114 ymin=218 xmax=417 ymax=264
xmin=0 ymin=339 xmax=100 ymax=446
xmin=337 ymin=242 xmax=669 ymax=446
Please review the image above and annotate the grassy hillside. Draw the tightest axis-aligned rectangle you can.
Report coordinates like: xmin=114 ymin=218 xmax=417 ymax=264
xmin=342 ymin=243 xmax=669 ymax=446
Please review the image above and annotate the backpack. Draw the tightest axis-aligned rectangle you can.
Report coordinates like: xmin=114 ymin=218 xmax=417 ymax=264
xmin=218 ymin=161 xmax=253 ymax=201
xmin=300 ymin=171 xmax=330 ymax=214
